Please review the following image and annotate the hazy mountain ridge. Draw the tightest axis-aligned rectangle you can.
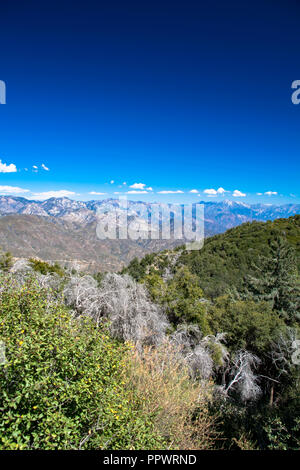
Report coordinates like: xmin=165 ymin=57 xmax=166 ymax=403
xmin=0 ymin=196 xmax=299 ymax=231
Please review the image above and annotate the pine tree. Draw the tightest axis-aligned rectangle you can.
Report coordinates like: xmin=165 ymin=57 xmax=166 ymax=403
xmin=245 ymin=237 xmax=300 ymax=323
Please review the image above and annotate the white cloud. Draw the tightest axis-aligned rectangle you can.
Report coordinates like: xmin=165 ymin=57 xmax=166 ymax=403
xmin=0 ymin=160 xmax=17 ymax=173
xmin=157 ymin=190 xmax=184 ymax=194
xmin=32 ymin=190 xmax=76 ymax=200
xmin=203 ymin=188 xmax=217 ymax=195
xmin=0 ymin=185 xmax=29 ymax=194
xmin=264 ymin=191 xmax=278 ymax=196
xmin=203 ymin=187 xmax=228 ymax=196
xmin=217 ymin=187 xmax=227 ymax=194
xmin=41 ymin=163 xmax=49 ymax=171
xmin=232 ymin=189 xmax=246 ymax=197
xmin=129 ymin=183 xmax=146 ymax=190
xmin=89 ymin=191 xmax=107 ymax=195
xmin=190 ymin=189 xmax=199 ymax=193
xmin=257 ymin=191 xmax=277 ymax=196
xmin=128 ymin=183 xmax=152 ymax=191
xmin=122 ymin=182 xmax=127 ymax=185
xmin=110 ymin=180 xmax=114 ymax=184
xmin=127 ymin=190 xmax=149 ymax=194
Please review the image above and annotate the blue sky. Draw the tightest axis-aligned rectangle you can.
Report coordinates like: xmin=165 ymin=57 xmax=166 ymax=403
xmin=0 ymin=0 xmax=300 ymax=204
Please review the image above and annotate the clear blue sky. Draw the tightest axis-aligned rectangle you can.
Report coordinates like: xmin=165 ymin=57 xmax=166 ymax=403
xmin=0 ymin=0 xmax=300 ymax=204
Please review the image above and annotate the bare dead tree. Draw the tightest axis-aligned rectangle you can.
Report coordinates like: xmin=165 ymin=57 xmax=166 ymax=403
xmin=63 ymin=275 xmax=103 ymax=323
xmin=223 ymin=350 xmax=261 ymax=402
xmin=170 ymin=325 xmax=229 ymax=380
xmin=99 ymin=273 xmax=169 ymax=346
xmin=63 ymin=273 xmax=170 ymax=346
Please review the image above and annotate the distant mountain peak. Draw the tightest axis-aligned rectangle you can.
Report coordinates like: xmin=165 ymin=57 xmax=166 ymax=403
xmin=223 ymin=199 xmax=250 ymax=208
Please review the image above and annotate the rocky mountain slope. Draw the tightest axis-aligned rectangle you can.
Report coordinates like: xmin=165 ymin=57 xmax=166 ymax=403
xmin=0 ymin=196 xmax=299 ymax=233
xmin=0 ymin=214 xmax=180 ymax=272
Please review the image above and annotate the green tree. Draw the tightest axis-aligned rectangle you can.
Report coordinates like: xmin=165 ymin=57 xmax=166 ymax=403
xmin=161 ymin=267 xmax=210 ymax=334
xmin=245 ymin=237 xmax=300 ymax=323
xmin=122 ymin=257 xmax=145 ymax=281
xmin=207 ymin=295 xmax=284 ymax=354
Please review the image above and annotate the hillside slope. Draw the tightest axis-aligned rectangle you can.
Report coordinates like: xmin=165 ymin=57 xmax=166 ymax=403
xmin=0 ymin=214 xmax=180 ymax=272
xmin=125 ymin=215 xmax=300 ymax=298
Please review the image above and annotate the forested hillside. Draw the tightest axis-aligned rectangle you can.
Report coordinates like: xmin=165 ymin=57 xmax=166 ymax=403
xmin=125 ymin=215 xmax=300 ymax=299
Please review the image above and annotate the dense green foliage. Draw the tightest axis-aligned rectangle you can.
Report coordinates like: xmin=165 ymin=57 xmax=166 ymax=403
xmin=245 ymin=237 xmax=300 ymax=324
xmin=179 ymin=215 xmax=300 ymax=299
xmin=207 ymin=296 xmax=284 ymax=355
xmin=0 ymin=279 xmax=165 ymax=450
xmin=144 ymin=267 xmax=211 ymax=333
xmin=29 ymin=258 xmax=65 ymax=277
xmin=0 ymin=250 xmax=13 ymax=272
xmin=125 ymin=215 xmax=300 ymax=299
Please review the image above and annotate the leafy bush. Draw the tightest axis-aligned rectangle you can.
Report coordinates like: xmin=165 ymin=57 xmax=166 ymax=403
xmin=207 ymin=296 xmax=284 ymax=355
xmin=1 ymin=215 xmax=299 ymax=450
xmin=29 ymin=258 xmax=65 ymax=277
xmin=145 ymin=267 xmax=211 ymax=334
xmin=0 ymin=250 xmax=13 ymax=272
xmin=263 ymin=416 xmax=300 ymax=450
xmin=0 ymin=278 xmax=165 ymax=449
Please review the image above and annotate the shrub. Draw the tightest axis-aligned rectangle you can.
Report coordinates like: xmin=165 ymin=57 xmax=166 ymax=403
xmin=0 ymin=279 xmax=165 ymax=449
xmin=0 ymin=250 xmax=13 ymax=272
xmin=123 ymin=341 xmax=218 ymax=450
xmin=29 ymin=258 xmax=65 ymax=277
xmin=146 ymin=267 xmax=211 ymax=334
xmin=207 ymin=296 xmax=284 ymax=355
